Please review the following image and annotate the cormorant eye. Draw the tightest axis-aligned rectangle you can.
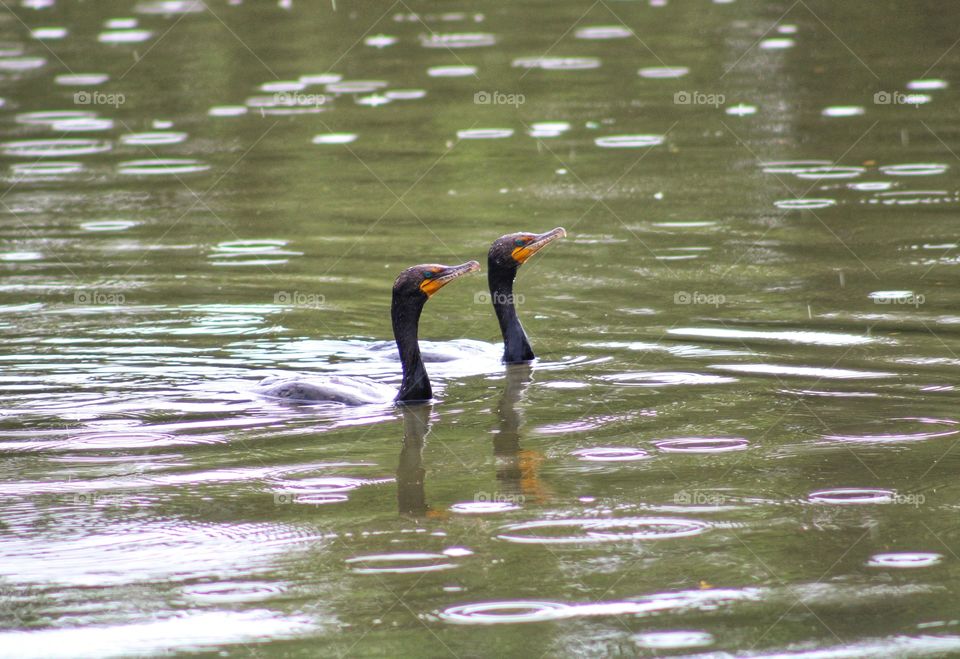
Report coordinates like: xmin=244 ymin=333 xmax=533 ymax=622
xmin=423 ymin=271 xmax=435 ymax=279
xmin=514 ymin=238 xmax=527 ymax=247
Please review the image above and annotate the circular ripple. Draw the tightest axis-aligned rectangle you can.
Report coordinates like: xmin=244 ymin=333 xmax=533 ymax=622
xmin=0 ymin=56 xmax=45 ymax=70
xmin=907 ymin=79 xmax=947 ymax=91
xmin=208 ymin=105 xmax=248 ymax=117
xmin=182 ymin=581 xmax=286 ymax=603
xmin=571 ymin=447 xmax=651 ymax=462
xmin=52 ymin=118 xmax=114 ymax=132
xmin=420 ymin=33 xmax=496 ymax=49
xmin=602 ymin=372 xmax=736 ymax=387
xmin=457 ymin=128 xmax=513 ymax=139
xmin=867 ymin=552 xmax=942 ymax=568
xmin=439 ymin=601 xmax=572 ymax=624
xmin=760 ymin=38 xmax=794 ymax=49
xmin=879 ymin=163 xmax=948 ymax=176
xmin=761 ymin=160 xmax=830 ymax=174
xmin=808 ymin=488 xmax=894 ymax=505
xmin=726 ymin=104 xmax=757 ymax=116
xmin=16 ymin=110 xmax=99 ymax=125
xmin=793 ymin=166 xmax=865 ymax=180
xmin=117 ymin=159 xmax=209 ymax=175
xmin=346 ymin=552 xmax=456 ymax=574
xmin=595 ymin=135 xmax=664 ymax=148
xmin=427 ymin=65 xmax=476 ymax=77
xmin=654 ymin=438 xmax=749 ymax=453
xmin=497 ymin=517 xmax=709 ymax=544
xmin=868 ymin=190 xmax=958 ymax=205
xmin=98 ymin=29 xmax=153 ymax=43
xmin=823 ymin=418 xmax=958 ymax=444
xmin=774 ymin=198 xmax=836 ymax=210
xmin=638 ymin=66 xmax=689 ymax=78
xmin=822 ymin=106 xmax=864 ymax=117
xmin=633 ymin=631 xmax=714 ymax=649
xmin=81 ymin=220 xmax=137 ymax=231
xmin=1 ymin=139 xmax=111 ymax=158
xmin=11 ymin=161 xmax=83 ymax=176
xmin=450 ymin=501 xmax=521 ymax=514
xmin=575 ymin=25 xmax=632 ymax=39
xmin=121 ymin=132 xmax=188 ymax=145
xmin=312 ymin=133 xmax=357 ymax=144
xmin=65 ymin=431 xmax=176 ymax=450
xmin=55 ymin=73 xmax=110 ymax=85
xmin=325 ymin=80 xmax=387 ymax=94
xmin=512 ymin=57 xmax=600 ymax=70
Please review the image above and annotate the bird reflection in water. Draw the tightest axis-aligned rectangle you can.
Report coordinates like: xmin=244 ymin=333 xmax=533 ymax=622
xmin=395 ymin=365 xmax=550 ymax=518
xmin=492 ymin=363 xmax=550 ymax=504
xmin=396 ymin=403 xmax=433 ymax=518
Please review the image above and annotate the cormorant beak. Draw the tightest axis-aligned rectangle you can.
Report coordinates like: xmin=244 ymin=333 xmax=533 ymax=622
xmin=420 ymin=260 xmax=481 ymax=297
xmin=512 ymin=227 xmax=567 ymax=264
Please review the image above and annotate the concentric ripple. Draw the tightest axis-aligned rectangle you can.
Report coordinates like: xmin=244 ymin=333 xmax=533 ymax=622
xmin=457 ymin=128 xmax=514 ymax=139
xmin=496 ymin=517 xmax=709 ymax=544
xmin=774 ymin=198 xmax=836 ymax=210
xmin=602 ymin=371 xmax=737 ymax=386
xmin=345 ymin=552 xmax=457 ymax=574
xmin=571 ymin=447 xmax=651 ymax=462
xmin=638 ymin=66 xmax=689 ymax=78
xmin=1 ymin=139 xmax=111 ymax=158
xmin=867 ymin=553 xmax=942 ymax=568
xmin=182 ymin=581 xmax=287 ymax=603
xmin=822 ymin=418 xmax=959 ymax=444
xmin=117 ymin=159 xmax=209 ymax=175
xmin=879 ymin=163 xmax=948 ymax=176
xmin=512 ymin=57 xmax=600 ymax=70
xmin=439 ymin=601 xmax=573 ymax=624
xmin=595 ymin=135 xmax=664 ymax=148
xmin=450 ymin=501 xmax=521 ymax=514
xmin=808 ymin=488 xmax=895 ymax=504
xmin=654 ymin=438 xmax=749 ymax=453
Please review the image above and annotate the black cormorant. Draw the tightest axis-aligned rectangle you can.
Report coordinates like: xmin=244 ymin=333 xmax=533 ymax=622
xmin=257 ymin=261 xmax=480 ymax=404
xmin=487 ymin=227 xmax=566 ymax=363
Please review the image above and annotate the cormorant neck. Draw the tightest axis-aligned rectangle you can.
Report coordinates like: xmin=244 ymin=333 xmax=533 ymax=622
xmin=392 ymin=291 xmax=431 ymax=403
xmin=489 ymin=264 xmax=534 ymax=363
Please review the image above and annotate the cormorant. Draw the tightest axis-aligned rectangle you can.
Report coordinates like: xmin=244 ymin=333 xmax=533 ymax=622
xmin=487 ymin=227 xmax=566 ymax=363
xmin=257 ymin=261 xmax=480 ymax=404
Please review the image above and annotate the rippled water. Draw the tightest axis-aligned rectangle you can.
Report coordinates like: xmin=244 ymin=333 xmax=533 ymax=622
xmin=2 ymin=0 xmax=960 ymax=656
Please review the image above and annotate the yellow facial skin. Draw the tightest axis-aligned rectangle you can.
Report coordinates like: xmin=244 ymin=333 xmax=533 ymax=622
xmin=511 ymin=227 xmax=567 ymax=264
xmin=419 ymin=260 xmax=481 ymax=297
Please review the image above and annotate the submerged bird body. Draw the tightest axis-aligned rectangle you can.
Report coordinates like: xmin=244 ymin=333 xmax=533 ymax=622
xmin=487 ymin=227 xmax=566 ymax=363
xmin=256 ymin=261 xmax=480 ymax=405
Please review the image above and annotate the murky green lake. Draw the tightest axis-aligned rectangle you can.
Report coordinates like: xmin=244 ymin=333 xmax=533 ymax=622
xmin=2 ymin=0 xmax=960 ymax=656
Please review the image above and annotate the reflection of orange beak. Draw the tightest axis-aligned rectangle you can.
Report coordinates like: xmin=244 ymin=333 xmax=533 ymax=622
xmin=419 ymin=260 xmax=481 ymax=297
xmin=511 ymin=227 xmax=567 ymax=264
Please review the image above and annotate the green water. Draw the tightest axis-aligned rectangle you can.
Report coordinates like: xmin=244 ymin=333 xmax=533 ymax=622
xmin=2 ymin=0 xmax=960 ymax=656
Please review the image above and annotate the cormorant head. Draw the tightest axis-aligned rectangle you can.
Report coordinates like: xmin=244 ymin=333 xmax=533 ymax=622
xmin=488 ymin=227 xmax=567 ymax=276
xmin=393 ymin=261 xmax=482 ymax=303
